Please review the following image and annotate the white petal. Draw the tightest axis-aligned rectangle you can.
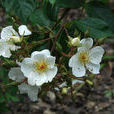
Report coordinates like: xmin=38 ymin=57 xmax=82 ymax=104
xmin=86 ymin=62 xmax=100 ymax=74
xmin=32 ymin=54 xmax=46 ymax=62
xmin=31 ymin=49 xmax=50 ymax=58
xmin=18 ymin=83 xmax=39 ymax=101
xmin=69 ymin=54 xmax=78 ymax=67
xmin=89 ymin=46 xmax=104 ymax=64
xmin=46 ymin=56 xmax=56 ymax=68
xmin=72 ymin=61 xmax=86 ymax=77
xmin=78 ymin=46 xmax=89 ymax=52
xmin=45 ymin=66 xmax=57 ymax=82
xmin=69 ymin=53 xmax=86 ymax=77
xmin=27 ymin=72 xmax=38 ymax=86
xmin=1 ymin=26 xmax=19 ymax=40
xmin=8 ymin=67 xmax=25 ymax=82
xmin=21 ymin=58 xmax=34 ymax=77
xmin=0 ymin=41 xmax=11 ymax=58
xmin=18 ymin=83 xmax=28 ymax=93
xmin=18 ymin=25 xmax=31 ymax=36
xmin=80 ymin=38 xmax=93 ymax=49
xmin=0 ymin=39 xmax=20 ymax=58
xmin=35 ymin=73 xmax=47 ymax=86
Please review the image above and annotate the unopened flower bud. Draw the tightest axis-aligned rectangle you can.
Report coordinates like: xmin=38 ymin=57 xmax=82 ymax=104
xmin=71 ymin=37 xmax=80 ymax=46
xmin=62 ymin=87 xmax=68 ymax=94
xmin=10 ymin=36 xmax=22 ymax=43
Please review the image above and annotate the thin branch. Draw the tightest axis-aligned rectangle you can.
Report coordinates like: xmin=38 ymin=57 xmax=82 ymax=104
xmin=51 ymin=25 xmax=64 ymax=53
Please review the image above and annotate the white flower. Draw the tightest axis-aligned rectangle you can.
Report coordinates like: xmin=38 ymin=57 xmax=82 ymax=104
xmin=20 ymin=49 xmax=58 ymax=86
xmin=0 ymin=25 xmax=31 ymax=58
xmin=1 ymin=25 xmax=31 ymax=42
xmin=8 ymin=67 xmax=39 ymax=101
xmin=69 ymin=38 xmax=104 ymax=77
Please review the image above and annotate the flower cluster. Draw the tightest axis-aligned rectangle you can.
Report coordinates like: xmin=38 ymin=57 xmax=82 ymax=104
xmin=0 ymin=25 xmax=31 ymax=58
xmin=0 ymin=25 xmax=105 ymax=101
xmin=8 ymin=49 xmax=57 ymax=101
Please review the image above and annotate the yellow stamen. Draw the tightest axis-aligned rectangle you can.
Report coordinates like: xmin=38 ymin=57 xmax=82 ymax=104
xmin=34 ymin=60 xmax=48 ymax=73
xmin=78 ymin=51 xmax=89 ymax=64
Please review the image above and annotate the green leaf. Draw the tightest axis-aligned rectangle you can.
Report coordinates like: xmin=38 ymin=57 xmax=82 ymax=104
xmin=16 ymin=0 xmax=36 ymax=23
xmin=29 ymin=9 xmax=53 ymax=27
xmin=2 ymin=0 xmax=36 ymax=24
xmin=85 ymin=1 xmax=114 ymax=32
xmin=74 ymin=17 xmax=114 ymax=38
xmin=55 ymin=0 xmax=84 ymax=8
xmin=43 ymin=2 xmax=59 ymax=21
xmin=2 ymin=0 xmax=16 ymax=13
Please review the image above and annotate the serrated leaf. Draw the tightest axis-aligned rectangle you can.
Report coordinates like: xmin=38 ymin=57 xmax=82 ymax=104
xmin=74 ymin=17 xmax=114 ymax=38
xmin=29 ymin=9 xmax=53 ymax=27
xmin=2 ymin=0 xmax=36 ymax=24
xmin=43 ymin=2 xmax=59 ymax=21
xmin=85 ymin=1 xmax=114 ymax=32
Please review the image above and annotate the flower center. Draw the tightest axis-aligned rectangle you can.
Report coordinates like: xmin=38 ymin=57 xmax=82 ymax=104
xmin=34 ymin=61 xmax=48 ymax=73
xmin=78 ymin=51 xmax=89 ymax=64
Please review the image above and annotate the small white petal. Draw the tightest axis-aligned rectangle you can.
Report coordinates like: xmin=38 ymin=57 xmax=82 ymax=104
xmin=69 ymin=54 xmax=78 ymax=67
xmin=0 ymin=41 xmax=11 ymax=58
xmin=27 ymin=72 xmax=38 ymax=86
xmin=18 ymin=83 xmax=39 ymax=101
xmin=78 ymin=46 xmax=89 ymax=52
xmin=72 ymin=62 xmax=86 ymax=77
xmin=8 ymin=67 xmax=25 ymax=82
xmin=35 ymin=73 xmax=48 ymax=86
xmin=1 ymin=26 xmax=19 ymax=40
xmin=80 ymin=38 xmax=93 ymax=48
xmin=89 ymin=46 xmax=104 ymax=64
xmin=32 ymin=54 xmax=46 ymax=62
xmin=45 ymin=66 xmax=57 ymax=82
xmin=86 ymin=62 xmax=100 ymax=74
xmin=46 ymin=56 xmax=56 ymax=68
xmin=69 ymin=53 xmax=86 ymax=77
xmin=0 ymin=39 xmax=21 ymax=58
xmin=21 ymin=58 xmax=34 ymax=77
xmin=31 ymin=49 xmax=50 ymax=58
xmin=18 ymin=25 xmax=31 ymax=36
